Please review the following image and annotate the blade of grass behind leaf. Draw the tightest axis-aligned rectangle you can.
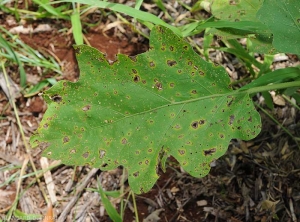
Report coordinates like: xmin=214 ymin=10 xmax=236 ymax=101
xmin=71 ymin=11 xmax=83 ymax=45
xmin=98 ymin=184 xmax=122 ymax=222
xmin=0 ymin=35 xmax=26 ymax=87
xmin=32 ymin=0 xmax=69 ymax=19
xmin=55 ymin=0 xmax=181 ymax=36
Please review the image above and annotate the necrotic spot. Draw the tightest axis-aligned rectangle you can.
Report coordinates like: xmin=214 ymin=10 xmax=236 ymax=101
xmin=99 ymin=150 xmax=106 ymax=158
xmin=229 ymin=115 xmax=235 ymax=125
xmin=191 ymin=121 xmax=198 ymax=129
xmin=63 ymin=136 xmax=70 ymax=144
xmin=82 ymin=152 xmax=89 ymax=158
xmin=82 ymin=105 xmax=91 ymax=111
xmin=167 ymin=60 xmax=177 ymax=66
xmin=51 ymin=94 xmax=62 ymax=103
xmin=149 ymin=61 xmax=155 ymax=67
xmin=204 ymin=148 xmax=216 ymax=156
xmin=178 ymin=149 xmax=185 ymax=155
xmin=133 ymin=75 xmax=140 ymax=82
xmin=133 ymin=172 xmax=139 ymax=177
xmin=121 ymin=138 xmax=127 ymax=144
xmin=132 ymin=69 xmax=137 ymax=74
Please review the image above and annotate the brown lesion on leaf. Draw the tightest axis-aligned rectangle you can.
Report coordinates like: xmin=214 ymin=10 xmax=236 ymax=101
xmin=132 ymin=69 xmax=137 ymax=74
xmin=199 ymin=70 xmax=205 ymax=76
xmin=43 ymin=123 xmax=49 ymax=129
xmin=82 ymin=152 xmax=89 ymax=159
xmin=199 ymin=119 xmax=205 ymax=125
xmin=63 ymin=136 xmax=70 ymax=144
xmin=178 ymin=149 xmax=185 ymax=155
xmin=133 ymin=75 xmax=140 ymax=82
xmin=129 ymin=55 xmax=137 ymax=62
xmin=82 ymin=105 xmax=91 ymax=111
xmin=248 ymin=116 xmax=252 ymax=122
xmin=191 ymin=121 xmax=199 ymax=129
xmin=145 ymin=160 xmax=149 ymax=165
xmin=99 ymin=149 xmax=106 ymax=159
xmin=133 ymin=171 xmax=140 ymax=177
xmin=229 ymin=115 xmax=235 ymax=125
xmin=51 ymin=94 xmax=62 ymax=103
xmin=227 ymin=96 xmax=234 ymax=107
xmin=174 ymin=124 xmax=181 ymax=129
xmin=121 ymin=138 xmax=127 ymax=144
xmin=167 ymin=60 xmax=177 ymax=66
xmin=70 ymin=149 xmax=76 ymax=154
xmin=203 ymin=148 xmax=216 ymax=156
xmin=155 ymin=82 xmax=163 ymax=90
xmin=191 ymin=90 xmax=197 ymax=94
xmin=219 ymin=134 xmax=225 ymax=139
xmin=149 ymin=61 xmax=155 ymax=67
xmin=169 ymin=82 xmax=175 ymax=88
xmin=169 ymin=46 xmax=174 ymax=51
xmin=142 ymin=80 xmax=147 ymax=84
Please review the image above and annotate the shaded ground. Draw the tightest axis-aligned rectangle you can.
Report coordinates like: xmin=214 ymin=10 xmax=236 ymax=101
xmin=1 ymin=2 xmax=300 ymax=222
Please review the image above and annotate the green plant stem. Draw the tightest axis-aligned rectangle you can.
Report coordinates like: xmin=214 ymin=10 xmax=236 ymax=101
xmin=241 ymin=81 xmax=300 ymax=94
xmin=131 ymin=191 xmax=139 ymax=222
xmin=282 ymin=94 xmax=300 ymax=111
xmin=255 ymin=103 xmax=299 ymax=149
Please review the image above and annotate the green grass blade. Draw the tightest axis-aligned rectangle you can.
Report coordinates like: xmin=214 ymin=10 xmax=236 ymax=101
xmin=98 ymin=185 xmax=122 ymax=222
xmin=0 ymin=34 xmax=26 ymax=87
xmin=32 ymin=0 xmax=69 ymax=19
xmin=71 ymin=11 xmax=83 ymax=45
xmin=55 ymin=0 xmax=182 ymax=36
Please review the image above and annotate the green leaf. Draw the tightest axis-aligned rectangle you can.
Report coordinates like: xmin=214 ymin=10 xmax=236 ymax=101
xmin=56 ymin=0 xmax=181 ymax=36
xmin=30 ymin=26 xmax=261 ymax=194
xmin=256 ymin=0 xmax=300 ymax=54
xmin=97 ymin=185 xmax=122 ymax=222
xmin=71 ymin=11 xmax=83 ymax=45
xmin=210 ymin=0 xmax=263 ymax=22
xmin=241 ymin=67 xmax=300 ymax=90
xmin=13 ymin=209 xmax=42 ymax=221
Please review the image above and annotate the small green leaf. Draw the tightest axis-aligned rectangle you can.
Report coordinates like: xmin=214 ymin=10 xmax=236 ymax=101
xmin=71 ymin=11 xmax=83 ymax=45
xmin=98 ymin=186 xmax=122 ymax=222
xmin=13 ymin=209 xmax=42 ymax=221
xmin=257 ymin=0 xmax=300 ymax=54
xmin=31 ymin=26 xmax=261 ymax=194
xmin=210 ymin=0 xmax=263 ymax=22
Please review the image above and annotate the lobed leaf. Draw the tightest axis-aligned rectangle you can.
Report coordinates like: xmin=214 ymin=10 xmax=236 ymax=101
xmin=257 ymin=0 xmax=300 ymax=54
xmin=31 ymin=26 xmax=261 ymax=193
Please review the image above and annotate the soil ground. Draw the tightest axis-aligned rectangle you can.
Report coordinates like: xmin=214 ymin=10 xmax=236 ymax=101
xmin=1 ymin=2 xmax=300 ymax=222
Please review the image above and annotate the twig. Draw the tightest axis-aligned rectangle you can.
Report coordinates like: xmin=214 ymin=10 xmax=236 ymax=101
xmin=1 ymin=61 xmax=49 ymax=207
xmin=57 ymin=168 xmax=99 ymax=222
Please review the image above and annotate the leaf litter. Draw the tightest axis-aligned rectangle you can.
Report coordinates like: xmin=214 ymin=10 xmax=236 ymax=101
xmin=0 ymin=0 xmax=300 ymax=221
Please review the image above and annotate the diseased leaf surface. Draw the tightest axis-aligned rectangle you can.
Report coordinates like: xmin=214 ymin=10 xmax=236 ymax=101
xmin=257 ymin=0 xmax=300 ymax=54
xmin=31 ymin=26 xmax=261 ymax=193
xmin=210 ymin=0 xmax=263 ymax=22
